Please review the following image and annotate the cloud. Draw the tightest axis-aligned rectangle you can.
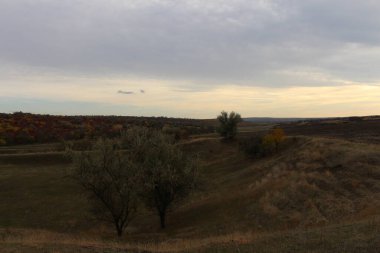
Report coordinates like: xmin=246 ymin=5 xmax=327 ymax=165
xmin=117 ymin=89 xmax=146 ymax=94
xmin=2 ymin=81 xmax=380 ymax=118
xmin=1 ymin=0 xmax=380 ymax=88
xmin=117 ymin=90 xmax=134 ymax=95
xmin=1 ymin=1 xmax=380 ymax=118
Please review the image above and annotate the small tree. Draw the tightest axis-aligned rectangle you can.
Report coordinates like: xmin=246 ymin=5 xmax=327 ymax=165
xmin=267 ymin=127 xmax=285 ymax=150
xmin=217 ymin=111 xmax=242 ymax=140
xmin=123 ymin=127 xmax=198 ymax=229
xmin=69 ymin=138 xmax=139 ymax=237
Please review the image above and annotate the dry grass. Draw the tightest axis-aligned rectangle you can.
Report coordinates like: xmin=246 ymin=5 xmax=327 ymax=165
xmin=0 ymin=228 xmax=257 ymax=252
xmin=1 ymin=218 xmax=379 ymax=253
xmin=1 ymin=135 xmax=380 ymax=252
xmin=239 ymin=137 xmax=380 ymax=229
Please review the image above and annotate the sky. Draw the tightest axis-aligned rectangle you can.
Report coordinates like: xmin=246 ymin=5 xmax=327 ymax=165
xmin=1 ymin=0 xmax=380 ymax=118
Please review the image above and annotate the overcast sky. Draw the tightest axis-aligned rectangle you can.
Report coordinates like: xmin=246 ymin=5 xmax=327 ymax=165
xmin=1 ymin=0 xmax=380 ymax=118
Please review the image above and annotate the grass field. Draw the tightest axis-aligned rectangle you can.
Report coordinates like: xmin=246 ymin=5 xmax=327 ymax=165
xmin=0 ymin=126 xmax=379 ymax=252
xmin=1 ymin=219 xmax=379 ymax=252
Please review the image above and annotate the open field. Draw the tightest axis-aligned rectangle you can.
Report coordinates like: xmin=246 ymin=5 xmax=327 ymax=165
xmin=280 ymin=117 xmax=380 ymax=143
xmin=1 ymin=119 xmax=380 ymax=252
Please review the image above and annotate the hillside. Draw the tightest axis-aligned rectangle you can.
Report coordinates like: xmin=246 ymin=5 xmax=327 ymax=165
xmin=0 ymin=112 xmax=214 ymax=145
xmin=244 ymin=117 xmax=322 ymax=123
xmin=0 ymin=123 xmax=379 ymax=252
xmin=279 ymin=116 xmax=380 ymax=143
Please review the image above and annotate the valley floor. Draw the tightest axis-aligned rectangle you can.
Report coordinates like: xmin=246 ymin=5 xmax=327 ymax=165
xmin=1 ymin=128 xmax=379 ymax=252
xmin=1 ymin=219 xmax=379 ymax=253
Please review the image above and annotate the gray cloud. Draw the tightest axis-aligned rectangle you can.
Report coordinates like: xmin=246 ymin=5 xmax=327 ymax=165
xmin=1 ymin=0 xmax=380 ymax=87
xmin=118 ymin=89 xmax=146 ymax=95
xmin=117 ymin=90 xmax=134 ymax=95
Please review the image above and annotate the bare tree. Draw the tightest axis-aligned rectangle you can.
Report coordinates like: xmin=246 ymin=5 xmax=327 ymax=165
xmin=69 ymin=138 xmax=139 ymax=237
xmin=217 ymin=111 xmax=242 ymax=140
xmin=123 ymin=127 xmax=198 ymax=229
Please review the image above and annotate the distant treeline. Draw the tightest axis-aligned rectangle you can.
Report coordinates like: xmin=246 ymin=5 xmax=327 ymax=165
xmin=0 ymin=112 xmax=215 ymax=145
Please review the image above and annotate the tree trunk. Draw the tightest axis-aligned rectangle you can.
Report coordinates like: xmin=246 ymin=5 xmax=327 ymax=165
xmin=115 ymin=224 xmax=123 ymax=237
xmin=159 ymin=211 xmax=166 ymax=229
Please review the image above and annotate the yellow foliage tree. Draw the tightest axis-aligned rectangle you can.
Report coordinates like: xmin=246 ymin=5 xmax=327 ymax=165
xmin=0 ymin=138 xmax=6 ymax=146
xmin=263 ymin=128 xmax=285 ymax=151
xmin=272 ymin=128 xmax=285 ymax=145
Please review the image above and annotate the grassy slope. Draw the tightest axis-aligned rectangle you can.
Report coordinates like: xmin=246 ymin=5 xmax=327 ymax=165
xmin=0 ymin=152 xmax=92 ymax=232
xmin=0 ymin=132 xmax=379 ymax=252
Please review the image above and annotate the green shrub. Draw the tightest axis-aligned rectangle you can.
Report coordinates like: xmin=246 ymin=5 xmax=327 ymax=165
xmin=217 ymin=111 xmax=242 ymax=140
xmin=240 ymin=128 xmax=286 ymax=158
xmin=162 ymin=124 xmax=190 ymax=140
xmin=239 ymin=136 xmax=264 ymax=157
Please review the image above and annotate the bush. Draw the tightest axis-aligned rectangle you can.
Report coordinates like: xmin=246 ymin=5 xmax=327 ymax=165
xmin=239 ymin=136 xmax=263 ymax=157
xmin=217 ymin=111 xmax=242 ymax=140
xmin=240 ymin=128 xmax=286 ymax=158
xmin=270 ymin=128 xmax=285 ymax=148
xmin=162 ymin=124 xmax=190 ymax=140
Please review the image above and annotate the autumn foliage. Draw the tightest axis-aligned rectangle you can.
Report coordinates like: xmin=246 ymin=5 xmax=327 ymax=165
xmin=240 ymin=128 xmax=286 ymax=158
xmin=0 ymin=112 xmax=215 ymax=145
